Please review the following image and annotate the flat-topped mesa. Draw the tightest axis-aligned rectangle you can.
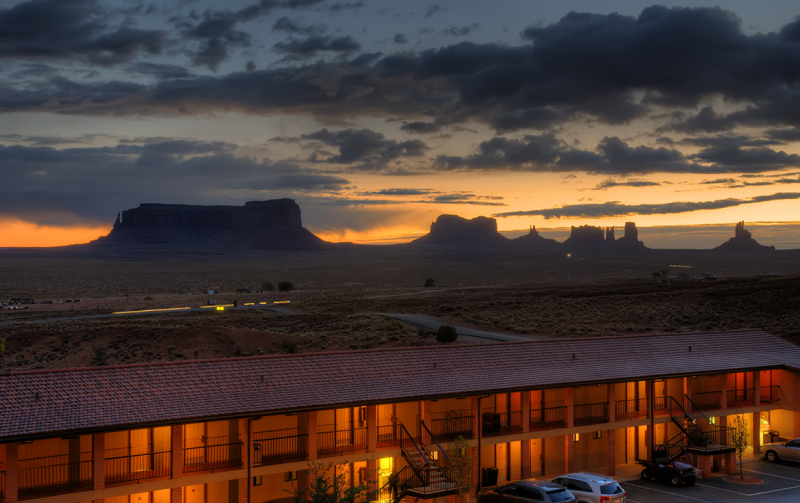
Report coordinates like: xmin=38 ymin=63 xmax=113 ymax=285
xmin=565 ymin=222 xmax=646 ymax=249
xmin=715 ymin=221 xmax=775 ymax=252
xmin=564 ymin=225 xmax=606 ymax=246
xmin=412 ymin=214 xmax=508 ymax=246
xmin=95 ymin=199 xmax=328 ymax=251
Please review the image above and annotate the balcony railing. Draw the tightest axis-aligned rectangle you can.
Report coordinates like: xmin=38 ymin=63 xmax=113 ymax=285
xmin=378 ymin=424 xmax=405 ymax=448
xmin=105 ymin=450 xmax=171 ymax=484
xmin=183 ymin=442 xmax=243 ymax=473
xmin=727 ymin=388 xmax=755 ymax=407
xmin=430 ymin=410 xmax=474 ymax=440
xmin=690 ymin=391 xmax=722 ymax=410
xmin=18 ymin=454 xmax=93 ymax=498
xmin=317 ymin=427 xmax=368 ymax=456
xmin=252 ymin=428 xmax=308 ymax=466
xmin=481 ymin=410 xmax=522 ymax=437
xmin=530 ymin=406 xmax=567 ymax=430
xmin=574 ymin=402 xmax=609 ymax=426
xmin=760 ymin=385 xmax=781 ymax=404
xmin=615 ymin=398 xmax=648 ymax=419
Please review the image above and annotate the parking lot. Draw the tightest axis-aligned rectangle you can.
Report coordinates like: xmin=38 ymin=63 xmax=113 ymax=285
xmin=622 ymin=460 xmax=800 ymax=503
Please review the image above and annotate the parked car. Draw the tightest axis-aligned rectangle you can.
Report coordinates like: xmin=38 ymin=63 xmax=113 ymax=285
xmin=551 ymin=473 xmax=626 ymax=503
xmin=478 ymin=480 xmax=576 ymax=503
xmin=764 ymin=438 xmax=800 ymax=463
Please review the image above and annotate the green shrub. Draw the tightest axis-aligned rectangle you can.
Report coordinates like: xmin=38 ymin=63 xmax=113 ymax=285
xmin=278 ymin=281 xmax=294 ymax=292
xmin=262 ymin=281 xmax=275 ymax=291
xmin=437 ymin=324 xmax=458 ymax=343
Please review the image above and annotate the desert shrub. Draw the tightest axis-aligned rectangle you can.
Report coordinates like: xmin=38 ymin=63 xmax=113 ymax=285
xmin=281 ymin=340 xmax=297 ymax=354
xmin=278 ymin=281 xmax=295 ymax=292
xmin=261 ymin=281 xmax=275 ymax=291
xmin=385 ymin=319 xmax=404 ymax=332
xmin=437 ymin=324 xmax=458 ymax=343
xmin=424 ymin=277 xmax=436 ymax=287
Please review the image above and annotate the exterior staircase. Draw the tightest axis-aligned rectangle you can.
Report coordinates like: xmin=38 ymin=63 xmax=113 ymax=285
xmin=658 ymin=396 xmax=735 ymax=458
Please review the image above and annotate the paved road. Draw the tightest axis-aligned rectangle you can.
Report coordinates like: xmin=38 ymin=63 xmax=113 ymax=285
xmin=373 ymin=313 xmax=545 ymax=342
xmin=622 ymin=460 xmax=800 ymax=503
xmin=0 ymin=303 xmax=295 ymax=326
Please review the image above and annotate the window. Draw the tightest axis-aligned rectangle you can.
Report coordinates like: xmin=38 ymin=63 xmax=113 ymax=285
xmin=521 ymin=487 xmax=544 ymax=501
xmin=285 ymin=471 xmax=297 ymax=482
xmin=573 ymin=433 xmax=580 ymax=441
xmin=593 ymin=431 xmax=602 ymax=440
xmin=252 ymin=476 xmax=262 ymax=486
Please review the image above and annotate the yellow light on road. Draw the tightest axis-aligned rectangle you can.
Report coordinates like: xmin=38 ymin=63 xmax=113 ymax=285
xmin=113 ymin=307 xmax=191 ymax=315
xmin=216 ymin=306 xmax=224 ymax=311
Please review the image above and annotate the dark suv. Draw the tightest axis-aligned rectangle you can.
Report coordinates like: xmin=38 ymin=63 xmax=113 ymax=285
xmin=478 ymin=480 xmax=577 ymax=503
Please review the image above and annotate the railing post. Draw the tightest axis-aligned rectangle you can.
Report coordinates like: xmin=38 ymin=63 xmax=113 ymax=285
xmin=522 ymin=391 xmax=531 ymax=434
xmin=171 ymin=425 xmax=183 ymax=479
xmin=752 ymin=411 xmax=761 ymax=458
xmin=307 ymin=411 xmax=318 ymax=460
xmin=565 ymin=388 xmax=574 ymax=429
xmin=93 ymin=433 xmax=105 ymax=491
xmin=367 ymin=405 xmax=377 ymax=452
xmin=471 ymin=396 xmax=480 ymax=439
xmin=5 ymin=443 xmax=17 ymax=503
xmin=608 ymin=385 xmax=616 ymax=423
xmin=753 ymin=372 xmax=761 ymax=407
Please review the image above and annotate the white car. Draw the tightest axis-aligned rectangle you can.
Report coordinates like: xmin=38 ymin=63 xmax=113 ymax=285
xmin=551 ymin=473 xmax=626 ymax=503
xmin=764 ymin=438 xmax=800 ymax=463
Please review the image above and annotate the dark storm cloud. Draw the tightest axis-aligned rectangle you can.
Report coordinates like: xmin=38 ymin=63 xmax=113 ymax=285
xmin=494 ymin=192 xmax=800 ymax=219
xmin=272 ymin=16 xmax=327 ymax=36
xmin=359 ymin=188 xmax=437 ymax=196
xmin=393 ymin=33 xmax=408 ymax=44
xmin=442 ymin=24 xmax=479 ymax=37
xmin=425 ymin=5 xmax=446 ymax=18
xmin=0 ymin=140 xmax=348 ymax=226
xmin=661 ymin=107 xmax=735 ymax=134
xmin=436 ymin=134 xmax=799 ymax=175
xmin=430 ymin=192 xmax=504 ymax=206
xmin=128 ymin=63 xmax=194 ymax=80
xmin=766 ymin=128 xmax=800 ymax=143
xmin=328 ymin=2 xmax=363 ymax=13
xmin=273 ymin=35 xmax=361 ymax=59
xmin=0 ymin=0 xmax=165 ymax=64
xmin=400 ymin=121 xmax=441 ymax=134
xmin=301 ymin=128 xmax=427 ymax=169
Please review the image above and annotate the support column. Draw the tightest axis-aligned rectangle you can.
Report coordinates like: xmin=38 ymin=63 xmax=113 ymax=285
xmin=719 ymin=374 xmax=728 ymax=411
xmin=367 ymin=404 xmax=377 ymax=452
xmin=521 ymin=440 xmax=531 ymax=479
xmin=753 ymin=371 xmax=761 ymax=407
xmin=239 ymin=418 xmax=248 ymax=469
xmin=565 ymin=389 xmax=574 ymax=429
xmin=522 ymin=391 xmax=531 ymax=433
xmin=93 ymin=433 xmax=105 ymax=491
xmin=420 ymin=400 xmax=432 ymax=436
xmin=698 ymin=455 xmax=712 ymax=479
xmin=608 ymin=384 xmax=616 ymax=423
xmin=5 ymin=443 xmax=18 ymax=502
xmin=171 ymin=424 xmax=183 ymax=479
xmin=723 ymin=451 xmax=736 ymax=475
xmin=794 ymin=371 xmax=800 ymax=438
xmin=238 ymin=478 xmax=247 ymax=503
xmin=170 ymin=487 xmax=182 ymax=503
xmin=752 ymin=411 xmax=761 ymax=458
xmin=606 ymin=430 xmax=616 ymax=477
xmin=366 ymin=459 xmax=378 ymax=494
xmin=472 ymin=446 xmax=480 ymax=496
xmin=565 ymin=435 xmax=575 ymax=474
xmin=308 ymin=411 xmax=318 ymax=460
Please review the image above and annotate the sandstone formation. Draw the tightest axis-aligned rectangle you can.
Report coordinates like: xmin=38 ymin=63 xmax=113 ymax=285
xmin=92 ymin=199 xmax=329 ymax=251
xmin=564 ymin=222 xmax=646 ymax=249
xmin=714 ymin=221 xmax=775 ymax=252
xmin=411 ymin=215 xmax=508 ymax=246
xmin=564 ymin=225 xmax=606 ymax=246
xmin=513 ymin=225 xmax=561 ymax=248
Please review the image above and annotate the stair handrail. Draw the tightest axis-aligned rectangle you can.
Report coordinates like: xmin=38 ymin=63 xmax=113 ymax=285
xmin=655 ymin=431 xmax=688 ymax=462
xmin=377 ymin=465 xmax=423 ymax=503
xmin=667 ymin=396 xmax=719 ymax=449
xmin=683 ymin=394 xmax=714 ymax=426
xmin=667 ymin=396 xmax=700 ymax=428
xmin=398 ymin=423 xmax=431 ymax=469
xmin=421 ymin=422 xmax=451 ymax=466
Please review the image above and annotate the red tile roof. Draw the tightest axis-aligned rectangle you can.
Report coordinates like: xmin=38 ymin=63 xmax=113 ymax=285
xmin=0 ymin=329 xmax=796 ymax=441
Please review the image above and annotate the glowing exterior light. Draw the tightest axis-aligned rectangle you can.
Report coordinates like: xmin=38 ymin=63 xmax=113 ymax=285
xmin=216 ymin=306 xmax=224 ymax=311
xmin=113 ymin=307 xmax=191 ymax=315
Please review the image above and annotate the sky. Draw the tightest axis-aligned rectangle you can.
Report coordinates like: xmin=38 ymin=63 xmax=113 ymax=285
xmin=3 ymin=0 xmax=800 ymax=248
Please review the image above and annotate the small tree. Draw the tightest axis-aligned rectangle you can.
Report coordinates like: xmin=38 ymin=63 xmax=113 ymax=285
xmin=437 ymin=324 xmax=458 ymax=343
xmin=0 ymin=337 xmax=5 ymax=352
xmin=424 ymin=277 xmax=436 ymax=287
xmin=730 ymin=412 xmax=750 ymax=479
xmin=448 ymin=435 xmax=473 ymax=503
xmin=262 ymin=281 xmax=275 ymax=291
xmin=286 ymin=461 xmax=375 ymax=503
xmin=278 ymin=280 xmax=295 ymax=292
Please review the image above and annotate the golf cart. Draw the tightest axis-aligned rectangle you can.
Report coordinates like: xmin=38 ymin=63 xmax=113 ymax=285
xmin=637 ymin=448 xmax=697 ymax=487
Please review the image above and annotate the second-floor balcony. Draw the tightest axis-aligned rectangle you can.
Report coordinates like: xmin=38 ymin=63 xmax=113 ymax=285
xmin=183 ymin=438 xmax=243 ymax=473
xmin=728 ymin=388 xmax=756 ymax=407
xmin=105 ymin=448 xmax=171 ymax=484
xmin=574 ymin=402 xmax=610 ymax=426
xmin=252 ymin=428 xmax=308 ymax=466
xmin=530 ymin=406 xmax=567 ymax=431
xmin=691 ymin=391 xmax=722 ymax=410
xmin=430 ymin=410 xmax=474 ymax=441
xmin=18 ymin=453 xmax=92 ymax=499
xmin=615 ymin=398 xmax=648 ymax=419
xmin=317 ymin=425 xmax=367 ymax=456
xmin=482 ymin=409 xmax=522 ymax=437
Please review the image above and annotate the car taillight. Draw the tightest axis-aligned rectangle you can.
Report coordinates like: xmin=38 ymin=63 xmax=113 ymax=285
xmin=600 ymin=497 xmax=610 ymax=502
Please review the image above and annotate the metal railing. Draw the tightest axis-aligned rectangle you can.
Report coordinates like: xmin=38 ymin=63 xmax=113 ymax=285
xmin=378 ymin=424 xmax=401 ymax=447
xmin=421 ymin=422 xmax=451 ymax=471
xmin=690 ymin=391 xmax=722 ymax=410
xmin=317 ymin=427 xmax=368 ymax=456
xmin=530 ymin=406 xmax=567 ymax=430
xmin=727 ymin=388 xmax=755 ymax=407
xmin=481 ymin=409 xmax=522 ymax=436
xmin=252 ymin=428 xmax=308 ymax=466
xmin=615 ymin=398 xmax=648 ymax=419
xmin=18 ymin=454 xmax=93 ymax=498
xmin=760 ymin=385 xmax=781 ymax=404
xmin=105 ymin=451 xmax=171 ymax=484
xmin=430 ymin=411 xmax=474 ymax=440
xmin=574 ymin=402 xmax=609 ymax=426
xmin=183 ymin=442 xmax=243 ymax=473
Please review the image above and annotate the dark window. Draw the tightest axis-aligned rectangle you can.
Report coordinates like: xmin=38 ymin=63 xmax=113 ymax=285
xmin=285 ymin=471 xmax=297 ymax=482
xmin=499 ymin=484 xmax=520 ymax=496
xmin=552 ymin=477 xmax=568 ymax=487
xmin=520 ymin=487 xmax=544 ymax=501
xmin=546 ymin=488 xmax=575 ymax=503
xmin=253 ymin=476 xmax=262 ymax=486
xmin=600 ymin=483 xmax=623 ymax=495
xmin=567 ymin=479 xmax=592 ymax=492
